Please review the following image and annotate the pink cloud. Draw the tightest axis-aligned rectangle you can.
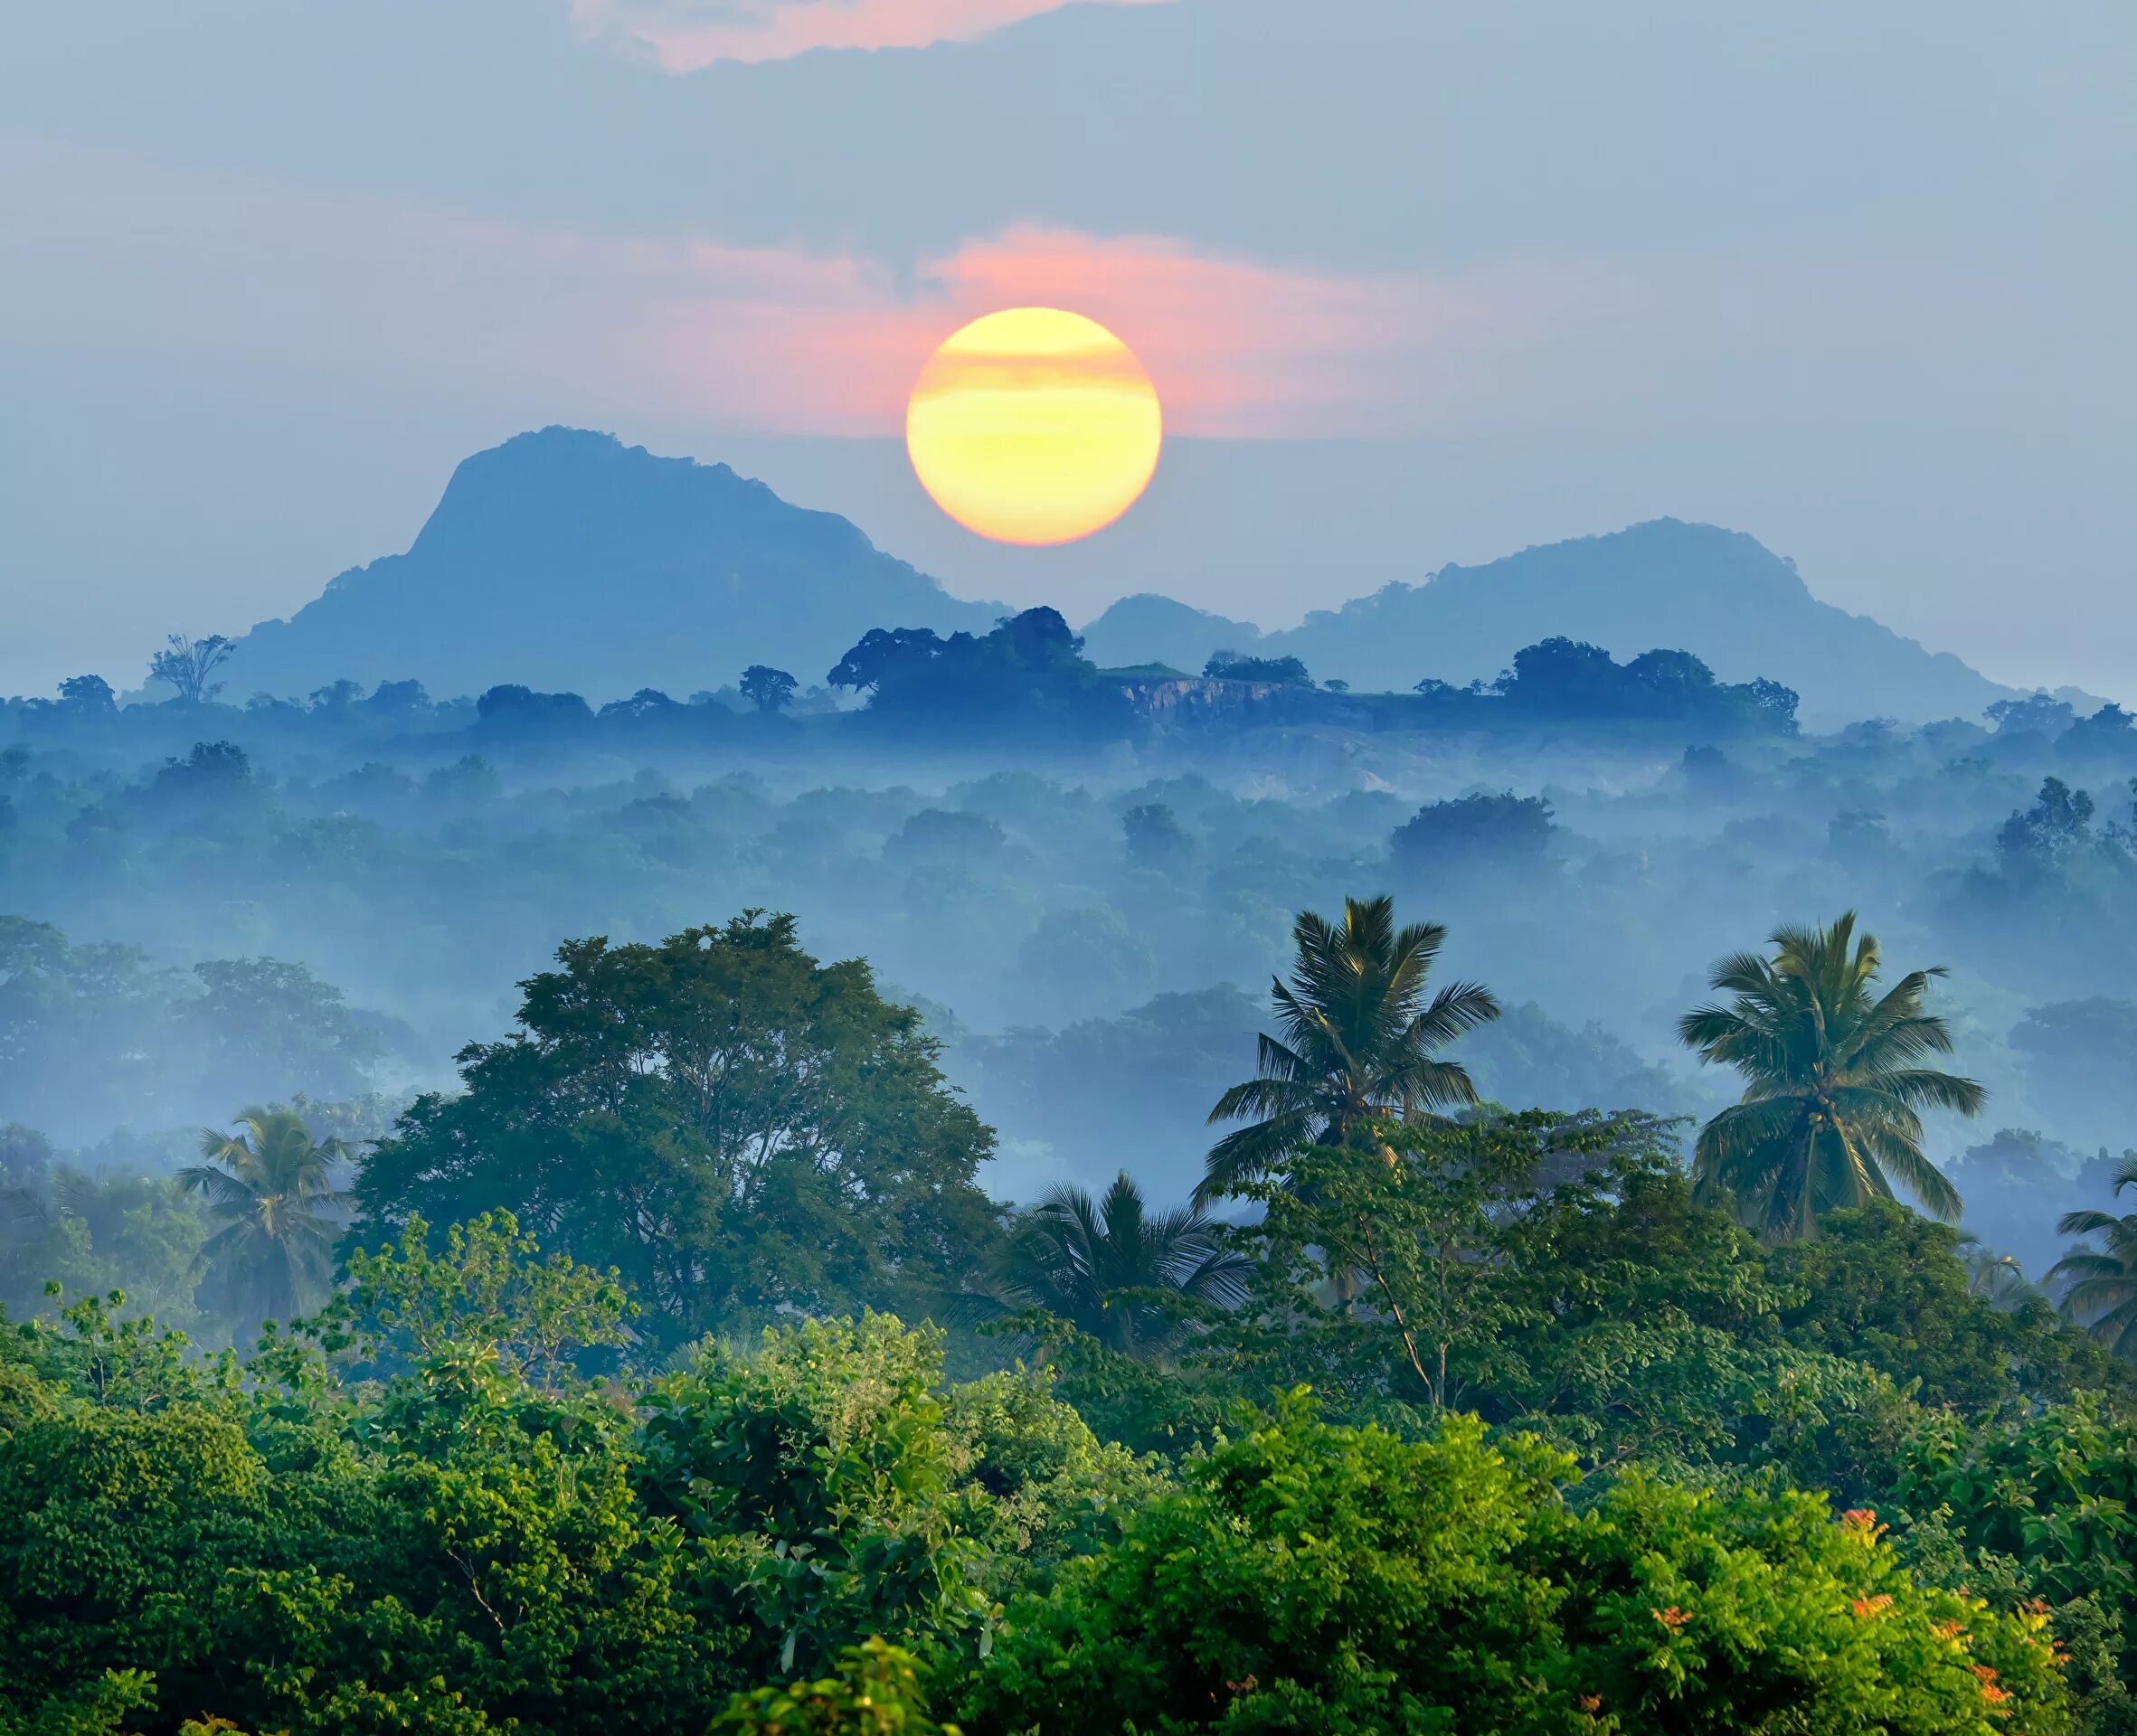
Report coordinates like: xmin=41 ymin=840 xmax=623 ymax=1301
xmin=0 ymin=136 xmax=1605 ymax=443
xmin=634 ymin=227 xmax=1602 ymax=439
xmin=570 ymin=0 xmax=1177 ymax=70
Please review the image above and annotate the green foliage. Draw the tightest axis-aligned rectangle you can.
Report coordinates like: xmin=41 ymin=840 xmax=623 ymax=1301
xmin=1771 ymin=1201 xmax=2123 ymax=1413
xmin=356 ymin=911 xmax=999 ymax=1347
xmin=713 ymin=1640 xmax=957 ymax=1734
xmin=0 ymin=1669 xmax=158 ymax=1736
xmin=941 ymin=1366 xmax=1168 ymax=1596
xmin=0 ymin=1171 xmax=214 ymax=1336
xmin=0 ymin=1230 xmax=1156 ymax=1736
xmin=184 ymin=1104 xmax=351 ymax=1335
xmin=971 ymin=1171 xmax=1247 ymax=1360
xmin=1205 ymin=1118 xmax=1990 ymax=1498
xmin=1680 ymin=912 xmax=1985 ymax=1240
xmin=638 ymin=1314 xmax=998 ymax=1680
xmin=328 ymin=1209 xmax=636 ymax=1383
xmin=1236 ymin=1118 xmax=1551 ymax=1415
xmin=2050 ymin=1155 xmax=2137 ymax=1358
xmin=969 ymin=1393 xmax=2066 ymax=1733
xmin=0 ymin=1192 xmax=2109 ymax=1732
xmin=1900 ymin=1397 xmax=2137 ymax=1629
xmin=1202 ymin=893 xmax=1499 ymax=1203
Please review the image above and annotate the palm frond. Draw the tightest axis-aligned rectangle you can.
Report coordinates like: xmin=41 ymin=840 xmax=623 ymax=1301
xmin=1407 ymin=980 xmax=1501 ymax=1050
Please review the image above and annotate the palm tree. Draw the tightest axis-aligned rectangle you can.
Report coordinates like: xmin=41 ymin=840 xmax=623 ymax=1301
xmin=183 ymin=1106 xmax=352 ymax=1332
xmin=1958 ymin=1237 xmax=2038 ymax=1311
xmin=982 ymin=1172 xmax=1250 ymax=1359
xmin=1200 ymin=894 xmax=1499 ymax=1204
xmin=1678 ymin=912 xmax=1981 ymax=1241
xmin=2047 ymin=1155 xmax=2137 ymax=1358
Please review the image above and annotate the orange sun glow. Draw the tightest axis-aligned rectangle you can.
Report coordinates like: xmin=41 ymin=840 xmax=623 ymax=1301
xmin=904 ymin=307 xmax=1163 ymax=545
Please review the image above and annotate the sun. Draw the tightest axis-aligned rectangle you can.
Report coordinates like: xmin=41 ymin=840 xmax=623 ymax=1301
xmin=905 ymin=307 xmax=1163 ymax=546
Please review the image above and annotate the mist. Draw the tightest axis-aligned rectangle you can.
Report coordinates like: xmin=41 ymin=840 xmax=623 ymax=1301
xmin=6 ymin=626 xmax=2132 ymax=1307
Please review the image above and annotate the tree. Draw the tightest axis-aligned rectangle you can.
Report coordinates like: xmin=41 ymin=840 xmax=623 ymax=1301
xmin=1959 ymin=1238 xmax=2039 ymax=1311
xmin=712 ymin=1641 xmax=952 ymax=1735
xmin=1678 ymin=913 xmax=1982 ymax=1241
xmin=1201 ymin=651 xmax=1310 ymax=684
xmin=1997 ymin=776 xmax=2096 ymax=875
xmin=968 ymin=1395 xmax=2066 ymax=1734
xmin=147 ymin=633 xmax=233 ymax=705
xmin=140 ymin=740 xmax=253 ymax=814
xmin=191 ymin=957 xmax=392 ymax=1103
xmin=475 ymin=684 xmax=592 ymax=728
xmin=827 ymin=627 xmax=946 ymax=693
xmin=182 ymin=1106 xmax=351 ymax=1332
xmin=55 ymin=675 xmax=116 ymax=716
xmin=1986 ymin=692 xmax=2077 ymax=738
xmin=0 ymin=1124 xmax=52 ymax=1190
xmin=1120 ymin=802 xmax=1190 ymax=869
xmin=332 ymin=1210 xmax=635 ymax=1388
xmin=1201 ymin=895 xmax=1499 ymax=1203
xmin=1768 ymin=1200 xmax=2113 ymax=1413
xmin=1389 ymin=791 xmax=1555 ymax=872
xmin=1242 ymin=1120 xmax=1545 ymax=1414
xmin=977 ymin=1172 xmax=1248 ymax=1360
xmin=739 ymin=665 xmax=799 ymax=713
xmin=307 ymin=678 xmax=364 ymax=713
xmin=828 ymin=610 xmax=1131 ymax=740
xmin=2048 ymin=1154 xmax=2137 ymax=1359
xmin=355 ymin=912 xmax=998 ymax=1344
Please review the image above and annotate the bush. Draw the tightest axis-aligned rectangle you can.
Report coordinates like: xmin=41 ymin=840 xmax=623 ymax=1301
xmin=968 ymin=1395 xmax=2067 ymax=1732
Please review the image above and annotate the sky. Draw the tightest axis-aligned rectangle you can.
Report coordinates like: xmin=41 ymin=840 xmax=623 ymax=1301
xmin=2 ymin=0 xmax=2132 ymax=698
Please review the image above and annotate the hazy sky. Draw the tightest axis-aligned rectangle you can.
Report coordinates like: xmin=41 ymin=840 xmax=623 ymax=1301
xmin=4 ymin=0 xmax=2132 ymax=698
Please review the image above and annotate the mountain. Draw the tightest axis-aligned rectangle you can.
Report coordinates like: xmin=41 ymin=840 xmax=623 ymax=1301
xmin=224 ymin=428 xmax=1005 ymax=701
xmin=231 ymin=437 xmax=2009 ymax=726
xmin=1248 ymin=520 xmax=2010 ymax=724
xmin=1077 ymin=594 xmax=1265 ymax=675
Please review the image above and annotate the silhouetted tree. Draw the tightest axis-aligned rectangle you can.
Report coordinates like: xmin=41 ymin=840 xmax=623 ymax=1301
xmin=148 ymin=633 xmax=234 ymax=705
xmin=1986 ymin=692 xmax=2076 ymax=739
xmin=56 ymin=675 xmax=116 ymax=715
xmin=1391 ymin=792 xmax=1555 ymax=871
xmin=1121 ymin=802 xmax=1191 ymax=869
xmin=740 ymin=665 xmax=799 ymax=713
xmin=1996 ymin=776 xmax=2095 ymax=875
xmin=1203 ymin=652 xmax=1310 ymax=684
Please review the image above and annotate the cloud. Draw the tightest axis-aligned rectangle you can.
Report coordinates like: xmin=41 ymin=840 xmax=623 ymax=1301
xmin=570 ymin=0 xmax=1177 ymax=69
xmin=0 ymin=136 xmax=1600 ymax=442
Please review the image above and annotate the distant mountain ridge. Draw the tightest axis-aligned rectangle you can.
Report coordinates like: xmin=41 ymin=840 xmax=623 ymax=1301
xmin=225 ymin=428 xmax=1005 ymax=701
xmin=227 ymin=429 xmax=2013 ymax=724
xmin=1082 ymin=520 xmax=2012 ymax=724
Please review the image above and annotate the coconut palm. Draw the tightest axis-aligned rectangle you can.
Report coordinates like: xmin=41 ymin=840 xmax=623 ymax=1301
xmin=1958 ymin=1237 xmax=2038 ymax=1312
xmin=183 ymin=1106 xmax=352 ymax=1331
xmin=1200 ymin=894 xmax=1499 ymax=1205
xmin=1678 ymin=912 xmax=1981 ymax=1241
xmin=2047 ymin=1155 xmax=2137 ymax=1358
xmin=982 ymin=1172 xmax=1250 ymax=1359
